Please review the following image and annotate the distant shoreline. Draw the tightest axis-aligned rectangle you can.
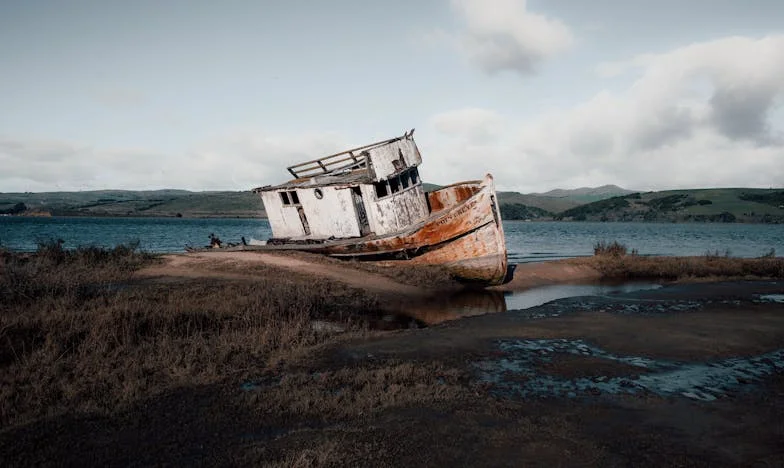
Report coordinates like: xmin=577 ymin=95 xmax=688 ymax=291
xmin=4 ymin=213 xmax=783 ymax=224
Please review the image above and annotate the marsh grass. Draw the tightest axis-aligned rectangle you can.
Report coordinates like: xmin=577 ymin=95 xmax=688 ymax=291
xmin=0 ymin=243 xmax=384 ymax=429
xmin=586 ymin=241 xmax=784 ymax=280
xmin=593 ymin=240 xmax=629 ymax=257
xmin=254 ymin=360 xmax=470 ymax=421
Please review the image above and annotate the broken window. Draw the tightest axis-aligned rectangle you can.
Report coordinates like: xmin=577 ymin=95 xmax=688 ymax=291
xmin=409 ymin=167 xmax=419 ymax=185
xmin=374 ymin=180 xmax=388 ymax=198
xmin=280 ymin=192 xmax=290 ymax=205
xmin=289 ymin=191 xmax=300 ymax=204
xmin=400 ymin=171 xmax=410 ymax=189
xmin=389 ymin=176 xmax=400 ymax=194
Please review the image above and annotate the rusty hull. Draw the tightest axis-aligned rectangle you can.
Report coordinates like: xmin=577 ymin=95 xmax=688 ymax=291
xmin=427 ymin=182 xmax=481 ymax=214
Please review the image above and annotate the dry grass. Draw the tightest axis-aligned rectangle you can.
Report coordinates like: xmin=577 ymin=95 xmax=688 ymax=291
xmin=0 ymin=243 xmax=386 ymax=429
xmin=252 ymin=360 xmax=471 ymax=421
xmin=585 ymin=242 xmax=784 ymax=280
xmin=593 ymin=240 xmax=630 ymax=257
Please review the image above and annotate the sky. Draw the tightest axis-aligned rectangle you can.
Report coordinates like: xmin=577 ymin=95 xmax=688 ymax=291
xmin=1 ymin=0 xmax=783 ymax=193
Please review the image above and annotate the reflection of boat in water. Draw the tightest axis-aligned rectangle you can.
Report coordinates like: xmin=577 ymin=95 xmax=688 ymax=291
xmin=192 ymin=130 xmax=509 ymax=286
xmin=405 ymin=289 xmax=508 ymax=325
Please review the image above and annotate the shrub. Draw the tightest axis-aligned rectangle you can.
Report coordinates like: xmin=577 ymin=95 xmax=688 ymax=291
xmin=593 ymin=240 xmax=628 ymax=257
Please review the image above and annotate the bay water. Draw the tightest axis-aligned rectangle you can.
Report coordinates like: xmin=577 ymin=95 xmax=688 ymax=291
xmin=1 ymin=217 xmax=780 ymax=261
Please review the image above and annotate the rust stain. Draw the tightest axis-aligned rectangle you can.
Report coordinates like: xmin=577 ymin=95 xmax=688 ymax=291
xmin=427 ymin=184 xmax=480 ymax=213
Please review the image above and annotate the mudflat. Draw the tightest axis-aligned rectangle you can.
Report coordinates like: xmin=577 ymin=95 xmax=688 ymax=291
xmin=1 ymin=250 xmax=783 ymax=466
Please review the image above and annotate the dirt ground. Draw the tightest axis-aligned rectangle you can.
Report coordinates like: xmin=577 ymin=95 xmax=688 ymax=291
xmin=2 ymin=253 xmax=783 ymax=466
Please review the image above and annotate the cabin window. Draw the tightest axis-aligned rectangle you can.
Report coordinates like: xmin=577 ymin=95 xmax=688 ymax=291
xmin=374 ymin=167 xmax=422 ymax=200
xmin=389 ymin=176 xmax=400 ymax=194
xmin=400 ymin=171 xmax=410 ymax=189
xmin=374 ymin=180 xmax=388 ymax=198
xmin=409 ymin=167 xmax=419 ymax=185
xmin=280 ymin=191 xmax=300 ymax=206
xmin=314 ymin=188 xmax=323 ymax=199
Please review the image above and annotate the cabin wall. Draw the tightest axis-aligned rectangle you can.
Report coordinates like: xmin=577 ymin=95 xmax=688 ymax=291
xmin=367 ymin=138 xmax=422 ymax=181
xmin=260 ymin=191 xmax=306 ymax=238
xmin=361 ymin=184 xmax=429 ymax=236
xmin=298 ymin=186 xmax=360 ymax=239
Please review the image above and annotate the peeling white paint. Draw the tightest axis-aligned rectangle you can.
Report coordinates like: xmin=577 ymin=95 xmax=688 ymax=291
xmin=366 ymin=138 xmax=421 ymax=181
xmin=260 ymin=191 xmax=306 ymax=238
xmin=362 ymin=184 xmax=429 ymax=236
xmin=258 ymin=134 xmax=429 ymax=240
xmin=298 ymin=186 xmax=360 ymax=238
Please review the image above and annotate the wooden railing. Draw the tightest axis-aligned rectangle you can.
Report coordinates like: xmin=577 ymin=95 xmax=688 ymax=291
xmin=286 ymin=129 xmax=414 ymax=179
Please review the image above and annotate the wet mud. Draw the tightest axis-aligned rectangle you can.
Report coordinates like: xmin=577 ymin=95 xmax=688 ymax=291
xmin=475 ymin=338 xmax=784 ymax=402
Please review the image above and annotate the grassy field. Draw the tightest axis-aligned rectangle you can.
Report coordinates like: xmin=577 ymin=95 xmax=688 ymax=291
xmin=0 ymin=243 xmax=388 ymax=429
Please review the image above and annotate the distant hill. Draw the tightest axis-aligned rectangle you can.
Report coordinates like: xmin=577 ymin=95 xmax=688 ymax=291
xmin=556 ymin=188 xmax=784 ymax=223
xmin=424 ymin=183 xmax=580 ymax=214
xmin=0 ymin=190 xmax=265 ymax=218
xmin=498 ymin=203 xmax=553 ymax=220
xmin=534 ymin=184 xmax=637 ymax=203
xmin=4 ymin=186 xmax=779 ymax=223
xmin=497 ymin=191 xmax=580 ymax=214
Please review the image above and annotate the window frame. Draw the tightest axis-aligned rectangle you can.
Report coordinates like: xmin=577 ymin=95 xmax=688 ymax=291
xmin=374 ymin=167 xmax=422 ymax=200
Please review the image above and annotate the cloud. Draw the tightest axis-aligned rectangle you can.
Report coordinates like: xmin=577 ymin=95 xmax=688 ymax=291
xmin=446 ymin=0 xmax=574 ymax=75
xmin=0 ymin=131 xmax=349 ymax=192
xmin=422 ymin=35 xmax=784 ymax=192
xmin=598 ymin=35 xmax=784 ymax=145
xmin=3 ymin=37 xmax=783 ymax=194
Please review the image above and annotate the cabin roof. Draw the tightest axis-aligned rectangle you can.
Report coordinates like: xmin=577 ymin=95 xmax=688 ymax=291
xmin=252 ymin=129 xmax=416 ymax=193
xmin=253 ymin=168 xmax=372 ymax=192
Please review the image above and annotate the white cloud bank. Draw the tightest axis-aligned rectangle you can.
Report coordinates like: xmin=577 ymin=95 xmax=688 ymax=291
xmin=423 ymin=35 xmax=784 ymax=192
xmin=2 ymin=36 xmax=783 ymax=194
xmin=442 ymin=0 xmax=574 ymax=75
xmin=0 ymin=131 xmax=348 ymax=192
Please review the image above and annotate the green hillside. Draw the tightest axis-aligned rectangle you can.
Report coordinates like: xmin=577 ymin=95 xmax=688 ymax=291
xmin=4 ymin=186 xmax=781 ymax=223
xmin=0 ymin=190 xmax=265 ymax=218
xmin=534 ymin=184 xmax=636 ymax=204
xmin=497 ymin=191 xmax=580 ymax=213
xmin=556 ymin=188 xmax=784 ymax=223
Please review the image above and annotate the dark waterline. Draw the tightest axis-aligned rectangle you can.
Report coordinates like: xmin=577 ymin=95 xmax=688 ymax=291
xmin=0 ymin=217 xmax=781 ymax=259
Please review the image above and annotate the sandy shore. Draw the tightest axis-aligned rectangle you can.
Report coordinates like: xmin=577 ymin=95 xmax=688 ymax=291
xmin=135 ymin=251 xmax=604 ymax=295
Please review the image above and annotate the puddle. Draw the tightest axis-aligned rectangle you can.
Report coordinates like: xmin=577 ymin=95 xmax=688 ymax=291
xmin=394 ymin=282 xmax=665 ymax=327
xmin=757 ymin=294 xmax=784 ymax=303
xmin=504 ymin=282 xmax=662 ymax=311
xmin=475 ymin=339 xmax=784 ymax=402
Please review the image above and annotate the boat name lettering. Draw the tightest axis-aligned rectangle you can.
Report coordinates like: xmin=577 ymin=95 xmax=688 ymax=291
xmin=436 ymin=200 xmax=477 ymax=225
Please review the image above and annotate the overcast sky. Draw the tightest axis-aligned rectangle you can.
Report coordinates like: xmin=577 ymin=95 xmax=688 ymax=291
xmin=2 ymin=0 xmax=783 ymax=193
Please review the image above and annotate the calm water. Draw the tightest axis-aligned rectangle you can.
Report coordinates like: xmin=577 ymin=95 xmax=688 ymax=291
xmin=0 ymin=217 xmax=781 ymax=260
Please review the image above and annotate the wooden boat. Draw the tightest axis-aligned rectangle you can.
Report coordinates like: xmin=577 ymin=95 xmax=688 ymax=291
xmin=192 ymin=131 xmax=509 ymax=286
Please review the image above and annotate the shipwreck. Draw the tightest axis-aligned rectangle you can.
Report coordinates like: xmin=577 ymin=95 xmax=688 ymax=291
xmin=196 ymin=130 xmax=509 ymax=286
